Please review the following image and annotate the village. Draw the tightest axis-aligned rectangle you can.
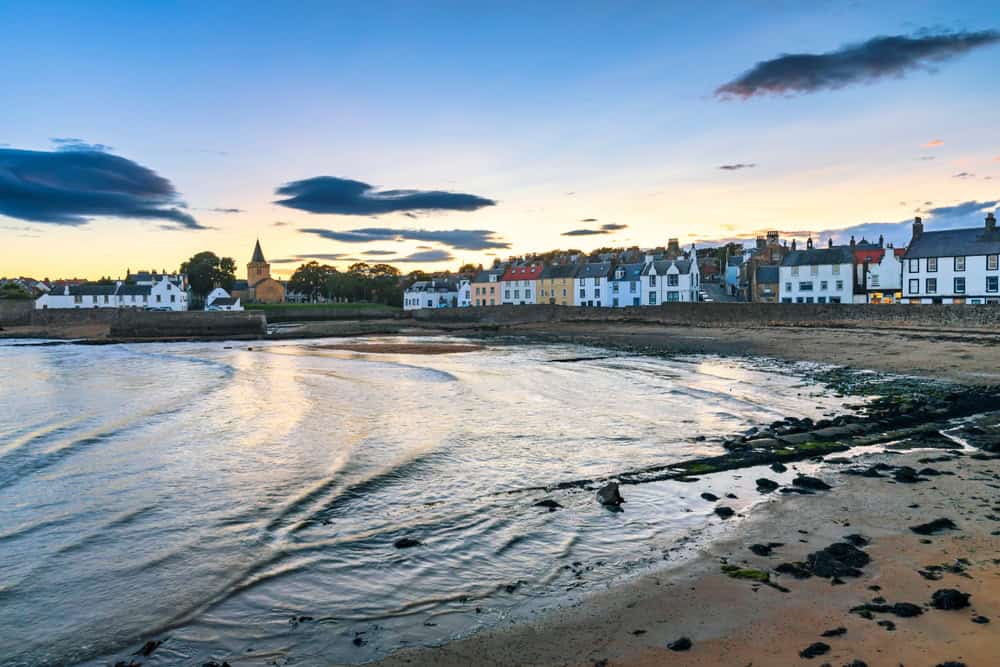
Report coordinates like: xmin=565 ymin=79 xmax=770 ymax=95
xmin=3 ymin=213 xmax=999 ymax=313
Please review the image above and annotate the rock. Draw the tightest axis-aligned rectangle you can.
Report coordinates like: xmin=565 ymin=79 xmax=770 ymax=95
xmin=770 ymin=462 xmax=787 ymax=473
xmin=934 ymin=663 xmax=967 ymax=667
xmin=972 ymin=615 xmax=990 ymax=624
xmin=749 ymin=543 xmax=774 ymax=556
xmin=700 ymin=492 xmax=719 ymax=502
xmin=820 ymin=626 xmax=846 ymax=637
xmin=793 ymin=475 xmax=832 ymax=491
xmin=910 ymin=518 xmax=958 ymax=535
xmin=353 ymin=636 xmax=367 ymax=646
xmin=755 ymin=478 xmax=779 ymax=493
xmin=806 ymin=542 xmax=870 ymax=578
xmin=842 ymin=534 xmax=870 ymax=547
xmin=931 ymin=588 xmax=971 ymax=610
xmin=799 ymin=641 xmax=830 ymax=658
xmin=892 ymin=466 xmax=925 ymax=483
xmin=394 ymin=537 xmax=422 ymax=549
xmin=775 ymin=561 xmax=812 ymax=579
xmin=534 ymin=499 xmax=562 ymax=511
xmin=843 ymin=661 xmax=868 ymax=667
xmin=136 ymin=640 xmax=162 ymax=657
xmin=667 ymin=637 xmax=692 ymax=651
xmin=877 ymin=619 xmax=896 ymax=631
xmin=202 ymin=662 xmax=232 ymax=667
xmin=725 ymin=493 xmax=737 ymax=499
xmin=714 ymin=506 xmax=735 ymax=519
xmin=596 ymin=482 xmax=624 ymax=507
xmin=780 ymin=487 xmax=815 ymax=495
xmin=851 ymin=602 xmax=922 ymax=618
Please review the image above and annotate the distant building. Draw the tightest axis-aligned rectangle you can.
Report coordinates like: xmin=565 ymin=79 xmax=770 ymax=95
xmin=779 ymin=238 xmax=853 ymax=304
xmin=538 ymin=263 xmax=578 ymax=306
xmin=753 ymin=265 xmax=780 ymax=303
xmin=36 ymin=276 xmax=188 ymax=310
xmin=471 ymin=266 xmax=505 ymax=306
xmin=574 ymin=261 xmax=613 ymax=307
xmin=205 ymin=287 xmax=243 ymax=311
xmin=902 ymin=213 xmax=1000 ymax=304
xmin=500 ymin=262 xmax=543 ymax=305
xmin=641 ymin=247 xmax=700 ymax=304
xmin=232 ymin=240 xmax=286 ymax=304
xmin=608 ymin=263 xmax=643 ymax=307
xmin=403 ymin=278 xmax=460 ymax=310
xmin=850 ymin=235 xmax=905 ymax=303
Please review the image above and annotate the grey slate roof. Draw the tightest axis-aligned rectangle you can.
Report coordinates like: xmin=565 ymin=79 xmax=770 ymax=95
xmin=780 ymin=246 xmax=854 ymax=267
xmin=577 ymin=262 xmax=613 ymax=279
xmin=473 ymin=267 xmax=506 ymax=282
xmin=117 ymin=284 xmax=152 ymax=296
xmin=641 ymin=259 xmax=693 ymax=275
xmin=66 ymin=284 xmax=117 ymax=296
xmin=755 ymin=265 xmax=779 ymax=283
xmin=231 ymin=280 xmax=249 ymax=291
xmin=251 ymin=240 xmax=266 ymax=263
xmin=211 ymin=297 xmax=238 ymax=306
xmin=541 ymin=263 xmax=580 ymax=279
xmin=610 ymin=263 xmax=643 ymax=281
xmin=904 ymin=227 xmax=1000 ymax=259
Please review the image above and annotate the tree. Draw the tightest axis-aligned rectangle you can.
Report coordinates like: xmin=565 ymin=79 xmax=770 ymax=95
xmin=0 ymin=282 xmax=32 ymax=299
xmin=180 ymin=251 xmax=236 ymax=297
xmin=289 ymin=261 xmax=337 ymax=300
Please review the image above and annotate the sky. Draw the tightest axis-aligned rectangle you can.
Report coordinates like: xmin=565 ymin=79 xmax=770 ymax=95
xmin=1 ymin=0 xmax=999 ymax=279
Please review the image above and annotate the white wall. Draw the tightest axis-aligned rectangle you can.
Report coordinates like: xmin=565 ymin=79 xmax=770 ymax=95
xmin=501 ymin=279 xmax=536 ymax=305
xmin=574 ymin=275 xmax=609 ymax=307
xmin=903 ymin=253 xmax=1000 ymax=303
xmin=779 ymin=263 xmax=853 ymax=303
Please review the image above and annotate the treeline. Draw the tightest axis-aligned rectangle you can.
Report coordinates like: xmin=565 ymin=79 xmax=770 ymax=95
xmin=288 ymin=262 xmax=405 ymax=306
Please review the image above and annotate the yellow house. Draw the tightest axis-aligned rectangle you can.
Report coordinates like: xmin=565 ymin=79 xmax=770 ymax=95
xmin=538 ymin=263 xmax=578 ymax=305
xmin=471 ymin=266 xmax=505 ymax=306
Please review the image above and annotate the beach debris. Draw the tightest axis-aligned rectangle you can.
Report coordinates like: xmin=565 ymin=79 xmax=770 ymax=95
xmin=534 ymin=499 xmax=562 ymax=511
xmin=793 ymin=475 xmax=832 ymax=491
xmin=843 ymin=661 xmax=868 ymax=667
xmin=820 ymin=626 xmax=846 ymax=637
xmin=755 ymin=478 xmax=779 ymax=493
xmin=910 ymin=518 xmax=958 ymax=535
xmin=393 ymin=537 xmax=422 ymax=549
xmin=850 ymin=602 xmax=923 ymax=618
xmin=877 ymin=619 xmax=896 ymax=631
xmin=714 ymin=506 xmax=735 ymax=519
xmin=700 ymin=492 xmax=719 ymax=501
xmin=972 ymin=615 xmax=990 ymax=624
xmin=666 ymin=636 xmax=692 ymax=651
xmin=931 ymin=588 xmax=970 ymax=610
xmin=596 ymin=482 xmax=624 ymax=507
xmin=807 ymin=542 xmax=870 ymax=578
xmin=135 ymin=640 xmax=162 ymax=657
xmin=892 ymin=466 xmax=926 ymax=483
xmin=798 ymin=641 xmax=830 ymax=658
xmin=934 ymin=663 xmax=968 ymax=667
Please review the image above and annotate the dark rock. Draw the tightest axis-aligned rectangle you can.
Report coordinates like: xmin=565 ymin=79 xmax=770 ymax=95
xmin=843 ymin=661 xmax=868 ymax=667
xmin=749 ymin=543 xmax=774 ymax=556
xmin=353 ymin=636 xmax=367 ymax=646
xmin=756 ymin=478 xmax=779 ymax=493
xmin=394 ymin=537 xmax=422 ymax=549
xmin=972 ymin=615 xmax=990 ymax=624
xmin=700 ymin=492 xmax=719 ymax=502
xmin=780 ymin=487 xmax=815 ymax=495
xmin=202 ymin=663 xmax=232 ymax=667
xmin=714 ymin=506 xmax=735 ymax=519
xmin=799 ymin=641 xmax=830 ymax=658
xmin=770 ymin=461 xmax=788 ymax=473
xmin=931 ymin=588 xmax=970 ymax=610
xmin=725 ymin=493 xmax=737 ymax=499
xmin=843 ymin=534 xmax=870 ymax=547
xmin=910 ymin=518 xmax=958 ymax=535
xmin=597 ymin=482 xmax=624 ymax=507
xmin=806 ymin=542 xmax=870 ymax=578
xmin=934 ymin=663 xmax=967 ymax=667
xmin=877 ymin=619 xmax=896 ymax=631
xmin=892 ymin=466 xmax=925 ymax=483
xmin=667 ymin=636 xmax=692 ymax=651
xmin=631 ymin=629 xmax=646 ymax=635
xmin=534 ymin=499 xmax=563 ymax=511
xmin=793 ymin=475 xmax=832 ymax=491
xmin=851 ymin=602 xmax=923 ymax=618
xmin=775 ymin=561 xmax=812 ymax=579
xmin=820 ymin=626 xmax=846 ymax=637
xmin=136 ymin=640 xmax=162 ymax=657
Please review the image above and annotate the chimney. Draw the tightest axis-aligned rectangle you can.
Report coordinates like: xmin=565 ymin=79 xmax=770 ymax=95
xmin=987 ymin=212 xmax=997 ymax=233
xmin=791 ymin=239 xmax=797 ymax=251
xmin=878 ymin=234 xmax=884 ymax=247
xmin=806 ymin=237 xmax=813 ymax=250
xmin=667 ymin=238 xmax=680 ymax=257
xmin=912 ymin=216 xmax=923 ymax=239
xmin=828 ymin=238 xmax=833 ymax=248
xmin=767 ymin=230 xmax=779 ymax=244
xmin=756 ymin=235 xmax=766 ymax=251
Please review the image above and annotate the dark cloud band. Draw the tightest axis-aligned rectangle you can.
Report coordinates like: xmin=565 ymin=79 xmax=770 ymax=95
xmin=299 ymin=226 xmax=509 ymax=251
xmin=562 ymin=223 xmax=628 ymax=236
xmin=275 ymin=176 xmax=496 ymax=215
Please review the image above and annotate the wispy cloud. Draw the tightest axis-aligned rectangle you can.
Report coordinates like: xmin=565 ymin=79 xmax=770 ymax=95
xmin=580 ymin=217 xmax=598 ymax=222
xmin=299 ymin=226 xmax=509 ymax=251
xmin=561 ymin=223 xmax=628 ymax=237
xmin=50 ymin=137 xmax=114 ymax=153
xmin=204 ymin=207 xmax=245 ymax=214
xmin=916 ymin=155 xmax=936 ymax=160
xmin=923 ymin=139 xmax=945 ymax=147
xmin=718 ymin=163 xmax=757 ymax=170
xmin=925 ymin=200 xmax=997 ymax=217
xmin=275 ymin=176 xmax=496 ymax=216
xmin=390 ymin=249 xmax=454 ymax=262
xmin=716 ymin=30 xmax=1000 ymax=98
xmin=0 ymin=142 xmax=202 ymax=228
xmin=952 ymin=172 xmax=975 ymax=179
xmin=362 ymin=250 xmax=396 ymax=256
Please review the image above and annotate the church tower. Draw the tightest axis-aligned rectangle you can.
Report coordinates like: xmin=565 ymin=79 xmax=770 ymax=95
xmin=248 ymin=239 xmax=270 ymax=286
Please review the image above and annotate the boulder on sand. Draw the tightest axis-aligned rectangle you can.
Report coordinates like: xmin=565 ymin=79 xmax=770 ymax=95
xmin=931 ymin=589 xmax=971 ymax=610
xmin=597 ymin=482 xmax=624 ymax=507
xmin=793 ymin=475 xmax=832 ymax=491
xmin=756 ymin=478 xmax=779 ymax=493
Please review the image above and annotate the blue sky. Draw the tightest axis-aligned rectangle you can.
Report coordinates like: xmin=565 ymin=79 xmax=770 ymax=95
xmin=1 ymin=1 xmax=998 ymax=278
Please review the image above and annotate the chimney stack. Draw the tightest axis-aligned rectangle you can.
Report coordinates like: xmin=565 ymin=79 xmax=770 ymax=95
xmin=987 ymin=212 xmax=997 ymax=233
xmin=912 ymin=216 xmax=923 ymax=239
xmin=806 ymin=237 xmax=813 ymax=250
xmin=828 ymin=238 xmax=833 ymax=248
xmin=849 ymin=235 xmax=856 ymax=249
xmin=878 ymin=233 xmax=884 ymax=247
xmin=791 ymin=239 xmax=797 ymax=251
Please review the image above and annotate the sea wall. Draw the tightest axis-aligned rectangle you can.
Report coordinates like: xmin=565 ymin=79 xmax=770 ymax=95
xmin=0 ymin=300 xmax=35 ymax=326
xmin=411 ymin=303 xmax=1000 ymax=330
xmin=248 ymin=305 xmax=403 ymax=323
xmin=109 ymin=311 xmax=267 ymax=338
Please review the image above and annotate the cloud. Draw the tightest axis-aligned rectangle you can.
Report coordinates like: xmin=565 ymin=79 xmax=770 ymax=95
xmin=205 ymin=207 xmax=244 ymax=214
xmin=580 ymin=217 xmax=598 ymax=222
xmin=0 ymin=145 xmax=202 ymax=228
xmin=362 ymin=250 xmax=396 ymax=256
xmin=274 ymin=176 xmax=496 ymax=216
xmin=561 ymin=223 xmax=628 ymax=236
xmin=716 ymin=30 xmax=1000 ymax=98
xmin=299 ymin=226 xmax=509 ymax=250
xmin=917 ymin=155 xmax=936 ymax=160
xmin=50 ymin=137 xmax=114 ymax=153
xmin=718 ymin=163 xmax=757 ymax=170
xmin=390 ymin=249 xmax=454 ymax=262
xmin=923 ymin=139 xmax=945 ymax=147
xmin=272 ymin=220 xmax=291 ymax=227
xmin=925 ymin=200 xmax=997 ymax=218
xmin=952 ymin=172 xmax=974 ymax=178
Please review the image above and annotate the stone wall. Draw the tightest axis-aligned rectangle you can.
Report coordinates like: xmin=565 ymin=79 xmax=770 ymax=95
xmin=109 ymin=311 xmax=267 ymax=338
xmin=412 ymin=302 xmax=1000 ymax=330
xmin=251 ymin=305 xmax=404 ymax=323
xmin=0 ymin=300 xmax=35 ymax=326
xmin=29 ymin=308 xmax=120 ymax=327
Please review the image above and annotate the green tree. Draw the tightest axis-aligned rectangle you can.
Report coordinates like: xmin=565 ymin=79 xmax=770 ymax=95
xmin=0 ymin=283 xmax=32 ymax=299
xmin=180 ymin=251 xmax=236 ymax=297
xmin=289 ymin=261 xmax=337 ymax=300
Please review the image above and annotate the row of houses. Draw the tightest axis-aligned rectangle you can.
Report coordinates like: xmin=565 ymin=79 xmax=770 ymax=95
xmin=404 ymin=242 xmax=702 ymax=310
xmin=33 ymin=270 xmax=244 ymax=311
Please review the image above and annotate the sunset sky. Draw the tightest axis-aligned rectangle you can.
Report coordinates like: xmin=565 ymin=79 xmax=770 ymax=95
xmin=2 ymin=1 xmax=999 ymax=279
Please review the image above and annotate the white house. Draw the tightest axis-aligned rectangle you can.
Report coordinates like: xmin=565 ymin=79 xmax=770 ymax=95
xmin=903 ymin=213 xmax=1000 ymax=304
xmin=574 ymin=261 xmax=613 ymax=307
xmin=641 ymin=252 xmax=700 ymax=305
xmin=403 ymin=279 xmax=460 ymax=310
xmin=853 ymin=240 xmax=905 ymax=304
xmin=608 ymin=263 xmax=643 ymax=307
xmin=35 ymin=276 xmax=189 ymax=311
xmin=779 ymin=240 xmax=854 ymax=304
xmin=457 ymin=278 xmax=472 ymax=307
xmin=205 ymin=287 xmax=243 ymax=311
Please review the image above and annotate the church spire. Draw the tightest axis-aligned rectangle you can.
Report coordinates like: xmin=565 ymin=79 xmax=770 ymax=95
xmin=251 ymin=238 xmax=266 ymax=263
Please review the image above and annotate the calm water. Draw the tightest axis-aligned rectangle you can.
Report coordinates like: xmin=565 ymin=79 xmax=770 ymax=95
xmin=0 ymin=337 xmax=850 ymax=666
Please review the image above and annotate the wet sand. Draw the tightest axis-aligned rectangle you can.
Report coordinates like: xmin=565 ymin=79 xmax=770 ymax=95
xmin=310 ymin=342 xmax=484 ymax=354
xmin=374 ymin=447 xmax=1000 ymax=667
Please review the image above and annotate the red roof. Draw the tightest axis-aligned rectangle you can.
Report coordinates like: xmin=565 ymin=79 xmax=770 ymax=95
xmin=893 ymin=247 xmax=907 ymax=257
xmin=853 ymin=248 xmax=885 ymax=264
xmin=501 ymin=263 xmax=543 ymax=281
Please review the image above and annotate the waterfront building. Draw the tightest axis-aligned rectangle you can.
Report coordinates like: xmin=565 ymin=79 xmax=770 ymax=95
xmin=574 ymin=261 xmax=614 ymax=307
xmin=902 ymin=214 xmax=1000 ymax=304
xmin=471 ymin=266 xmax=506 ymax=307
xmin=500 ymin=262 xmax=543 ymax=305
xmin=608 ymin=263 xmax=643 ymax=307
xmin=403 ymin=278 xmax=460 ymax=310
xmin=205 ymin=287 xmax=243 ymax=311
xmin=851 ymin=236 xmax=905 ymax=304
xmin=36 ymin=275 xmax=189 ymax=310
xmin=538 ymin=263 xmax=579 ymax=306
xmin=778 ymin=238 xmax=854 ymax=304
xmin=232 ymin=240 xmax=286 ymax=304
xmin=641 ymin=248 xmax=700 ymax=305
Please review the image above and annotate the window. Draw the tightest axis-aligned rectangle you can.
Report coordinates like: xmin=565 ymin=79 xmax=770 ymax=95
xmin=909 ymin=279 xmax=919 ymax=293
xmin=579 ymin=278 xmax=585 ymax=286
xmin=630 ymin=282 xmax=637 ymax=293
xmin=927 ymin=257 xmax=937 ymax=272
xmin=820 ymin=280 xmax=828 ymax=290
xmin=612 ymin=283 xmax=619 ymax=293
xmin=988 ymin=276 xmax=999 ymax=293
xmin=785 ymin=282 xmax=792 ymax=291
xmin=817 ymin=297 xmax=827 ymax=304
xmin=592 ymin=277 xmax=599 ymax=286
xmin=649 ymin=275 xmax=657 ymax=286
xmin=562 ymin=288 xmax=567 ymax=297
xmin=667 ymin=274 xmax=679 ymax=287
xmin=170 ymin=294 xmax=176 ymax=303
xmin=579 ymin=289 xmax=586 ymax=298
xmin=782 ymin=298 xmax=792 ymax=303
xmin=829 ymin=297 xmax=842 ymax=304
xmin=156 ymin=294 xmax=162 ymax=303
xmin=926 ymin=278 xmax=937 ymax=294
xmin=954 ymin=278 xmax=965 ymax=294
xmin=909 ymin=259 xmax=919 ymax=273
xmin=504 ymin=290 xmax=510 ymax=299
xmin=989 ymin=255 xmax=999 ymax=271
xmin=799 ymin=281 xmax=813 ymax=291
xmin=513 ymin=289 xmax=520 ymax=299
xmin=74 ymin=295 xmax=82 ymax=304
xmin=871 ymin=274 xmax=880 ymax=288
xmin=791 ymin=266 xmax=799 ymax=276
xmin=648 ymin=293 xmax=657 ymax=305
xmin=524 ymin=290 xmax=531 ymax=299
xmin=805 ymin=297 xmax=814 ymax=303
xmin=832 ymin=264 xmax=841 ymax=275
xmin=835 ymin=280 xmax=843 ymax=290
xmin=666 ymin=291 xmax=679 ymax=302
xmin=796 ymin=297 xmax=804 ymax=303
xmin=810 ymin=265 xmax=818 ymax=276
xmin=954 ymin=256 xmax=966 ymax=271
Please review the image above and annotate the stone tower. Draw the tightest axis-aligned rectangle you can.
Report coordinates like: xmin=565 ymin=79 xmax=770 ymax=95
xmin=248 ymin=239 xmax=270 ymax=285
